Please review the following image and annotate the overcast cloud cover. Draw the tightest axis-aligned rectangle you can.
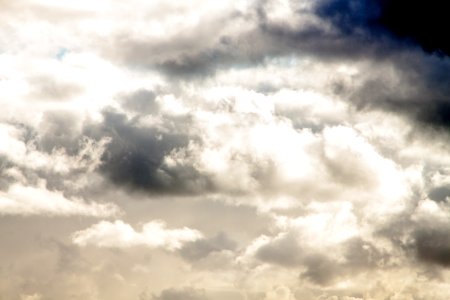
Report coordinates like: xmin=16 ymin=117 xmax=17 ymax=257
xmin=1 ymin=0 xmax=450 ymax=299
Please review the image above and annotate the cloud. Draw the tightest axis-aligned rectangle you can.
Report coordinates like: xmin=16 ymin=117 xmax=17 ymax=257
xmin=37 ymin=110 xmax=88 ymax=154
xmin=414 ymin=227 xmax=450 ymax=267
xmin=78 ymin=84 xmax=421 ymax=222
xmin=2 ymin=0 xmax=450 ymax=299
xmin=166 ymin=106 xmax=415 ymax=214
xmin=0 ymin=121 xmax=109 ymax=174
xmin=28 ymin=74 xmax=83 ymax=101
xmin=20 ymin=294 xmax=42 ymax=300
xmin=316 ymin=0 xmax=450 ymax=56
xmin=103 ymin=1 xmax=247 ymax=77
xmin=428 ymin=186 xmax=450 ymax=203
xmin=92 ymin=109 xmax=211 ymax=195
xmin=238 ymin=201 xmax=394 ymax=286
xmin=121 ymin=89 xmax=159 ymax=114
xmin=0 ymin=182 xmax=119 ymax=217
xmin=101 ymin=0 xmax=365 ymax=77
xmin=309 ymin=0 xmax=450 ymax=132
xmin=72 ymin=220 xmax=203 ymax=251
xmin=0 ymin=119 xmax=117 ymax=217
xmin=148 ymin=287 xmax=208 ymax=300
xmin=179 ymin=232 xmax=237 ymax=261
xmin=407 ymin=199 xmax=450 ymax=267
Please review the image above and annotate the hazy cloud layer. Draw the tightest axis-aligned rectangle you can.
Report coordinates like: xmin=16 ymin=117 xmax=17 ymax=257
xmin=149 ymin=287 xmax=208 ymax=300
xmin=1 ymin=0 xmax=450 ymax=299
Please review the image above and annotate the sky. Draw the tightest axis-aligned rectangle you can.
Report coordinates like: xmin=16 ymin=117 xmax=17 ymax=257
xmin=1 ymin=0 xmax=450 ymax=299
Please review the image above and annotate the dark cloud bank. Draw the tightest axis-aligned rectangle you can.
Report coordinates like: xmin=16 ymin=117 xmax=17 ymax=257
xmin=315 ymin=0 xmax=450 ymax=130
xmin=316 ymin=0 xmax=449 ymax=56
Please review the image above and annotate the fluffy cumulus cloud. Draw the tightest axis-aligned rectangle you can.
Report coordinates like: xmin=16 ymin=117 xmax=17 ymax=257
xmin=72 ymin=220 xmax=203 ymax=250
xmin=1 ymin=0 xmax=450 ymax=299
xmin=0 ymin=183 xmax=119 ymax=217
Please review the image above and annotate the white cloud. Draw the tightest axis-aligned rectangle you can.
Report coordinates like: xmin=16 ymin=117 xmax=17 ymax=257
xmin=0 ymin=123 xmax=110 ymax=174
xmin=72 ymin=220 xmax=203 ymax=251
xmin=0 ymin=183 xmax=119 ymax=217
xmin=163 ymin=91 xmax=418 ymax=220
xmin=240 ymin=201 xmax=360 ymax=265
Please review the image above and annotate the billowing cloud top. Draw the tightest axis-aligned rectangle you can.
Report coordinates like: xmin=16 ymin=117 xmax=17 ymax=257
xmin=1 ymin=0 xmax=450 ymax=299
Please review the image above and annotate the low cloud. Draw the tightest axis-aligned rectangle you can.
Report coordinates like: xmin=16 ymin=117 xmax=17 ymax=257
xmin=179 ymin=232 xmax=237 ymax=261
xmin=0 ymin=183 xmax=119 ymax=217
xmin=148 ymin=287 xmax=208 ymax=300
xmin=414 ymin=227 xmax=450 ymax=267
xmin=92 ymin=110 xmax=210 ymax=195
xmin=72 ymin=220 xmax=203 ymax=251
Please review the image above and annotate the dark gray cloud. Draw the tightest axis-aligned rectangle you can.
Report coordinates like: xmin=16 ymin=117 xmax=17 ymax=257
xmin=378 ymin=0 xmax=449 ymax=56
xmin=255 ymin=1 xmax=391 ymax=60
xmin=255 ymin=233 xmax=387 ymax=286
xmin=256 ymin=233 xmax=304 ymax=267
xmin=315 ymin=0 xmax=450 ymax=56
xmin=38 ymin=110 xmax=83 ymax=154
xmin=375 ymin=204 xmax=450 ymax=270
xmin=121 ymin=89 xmax=159 ymax=114
xmin=87 ymin=109 xmax=212 ymax=195
xmin=345 ymin=53 xmax=450 ymax=130
xmin=311 ymin=0 xmax=450 ymax=131
xmin=414 ymin=225 xmax=450 ymax=267
xmin=300 ymin=253 xmax=340 ymax=286
xmin=111 ymin=0 xmax=435 ymax=78
xmin=0 ymin=157 xmax=17 ymax=190
xmin=113 ymin=33 xmax=270 ymax=79
xmin=179 ymin=232 xmax=237 ymax=261
xmin=343 ymin=238 xmax=386 ymax=267
xmin=156 ymin=49 xmax=227 ymax=78
xmin=300 ymin=238 xmax=388 ymax=285
xmin=428 ymin=186 xmax=450 ymax=203
xmin=258 ymin=1 xmax=450 ymax=133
